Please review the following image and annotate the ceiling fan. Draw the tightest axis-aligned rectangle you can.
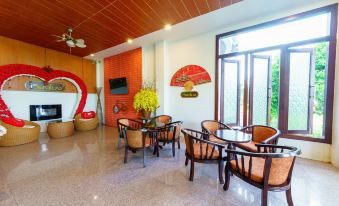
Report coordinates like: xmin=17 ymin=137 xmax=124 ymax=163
xmin=54 ymin=28 xmax=86 ymax=51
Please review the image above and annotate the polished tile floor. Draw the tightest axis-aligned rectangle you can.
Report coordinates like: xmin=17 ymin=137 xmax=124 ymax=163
xmin=0 ymin=126 xmax=339 ymax=206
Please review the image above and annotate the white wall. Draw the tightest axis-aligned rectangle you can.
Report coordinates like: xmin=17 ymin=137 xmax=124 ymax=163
xmin=142 ymin=0 xmax=339 ymax=163
xmin=167 ymin=34 xmax=215 ymax=128
xmin=142 ymin=45 xmax=156 ymax=84
xmin=2 ymin=91 xmax=97 ymax=131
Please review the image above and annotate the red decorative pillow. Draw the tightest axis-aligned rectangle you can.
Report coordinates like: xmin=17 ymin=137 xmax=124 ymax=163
xmin=81 ymin=111 xmax=96 ymax=119
xmin=2 ymin=117 xmax=25 ymax=127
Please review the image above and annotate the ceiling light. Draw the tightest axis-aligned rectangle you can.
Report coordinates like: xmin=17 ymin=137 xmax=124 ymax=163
xmin=164 ymin=24 xmax=172 ymax=30
xmin=90 ymin=54 xmax=95 ymax=57
xmin=127 ymin=39 xmax=133 ymax=44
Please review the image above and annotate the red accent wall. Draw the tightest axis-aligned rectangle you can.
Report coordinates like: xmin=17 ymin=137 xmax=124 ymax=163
xmin=104 ymin=48 xmax=142 ymax=127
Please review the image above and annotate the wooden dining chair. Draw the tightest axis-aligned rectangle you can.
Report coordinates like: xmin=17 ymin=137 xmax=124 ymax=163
xmin=223 ymin=144 xmax=301 ymax=206
xmin=121 ymin=120 xmax=157 ymax=167
xmin=201 ymin=120 xmax=232 ymax=144
xmin=155 ymin=121 xmax=182 ymax=157
xmin=182 ymin=128 xmax=225 ymax=184
xmin=117 ymin=118 xmax=142 ymax=148
xmin=236 ymin=125 xmax=280 ymax=152
xmin=151 ymin=115 xmax=172 ymax=124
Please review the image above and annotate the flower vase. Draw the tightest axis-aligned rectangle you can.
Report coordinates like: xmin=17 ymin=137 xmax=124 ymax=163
xmin=141 ymin=110 xmax=151 ymax=119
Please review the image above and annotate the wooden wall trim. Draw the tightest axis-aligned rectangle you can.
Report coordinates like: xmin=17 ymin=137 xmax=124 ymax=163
xmin=0 ymin=36 xmax=97 ymax=93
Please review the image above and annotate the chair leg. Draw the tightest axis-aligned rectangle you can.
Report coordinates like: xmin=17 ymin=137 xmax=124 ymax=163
xmin=185 ymin=156 xmax=189 ymax=166
xmin=261 ymin=189 xmax=268 ymax=206
xmin=117 ymin=135 xmax=121 ymax=148
xmin=172 ymin=141 xmax=175 ymax=157
xmin=218 ymin=160 xmax=224 ymax=184
xmin=286 ymin=188 xmax=294 ymax=206
xmin=143 ymin=148 xmax=146 ymax=168
xmin=124 ymin=147 xmax=128 ymax=163
xmin=189 ymin=159 xmax=194 ymax=181
xmin=223 ymin=165 xmax=231 ymax=191
xmin=156 ymin=142 xmax=159 ymax=157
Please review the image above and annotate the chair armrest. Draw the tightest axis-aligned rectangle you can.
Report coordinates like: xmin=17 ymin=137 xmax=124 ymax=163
xmin=261 ymin=130 xmax=281 ymax=144
xmin=238 ymin=125 xmax=253 ymax=132
xmin=225 ymin=148 xmax=294 ymax=158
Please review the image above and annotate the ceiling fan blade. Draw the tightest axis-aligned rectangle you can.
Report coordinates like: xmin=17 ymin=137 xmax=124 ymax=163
xmin=52 ymin=34 xmax=62 ymax=38
xmin=75 ymin=39 xmax=86 ymax=48
xmin=66 ymin=40 xmax=76 ymax=47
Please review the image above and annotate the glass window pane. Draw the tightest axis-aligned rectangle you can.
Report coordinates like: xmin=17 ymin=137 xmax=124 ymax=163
xmin=223 ymin=61 xmax=239 ymax=124
xmin=289 ymin=42 xmax=328 ymax=138
xmin=252 ymin=57 xmax=269 ymax=125
xmin=288 ymin=52 xmax=311 ymax=131
xmin=219 ymin=13 xmax=330 ymax=55
xmin=252 ymin=50 xmax=281 ymax=128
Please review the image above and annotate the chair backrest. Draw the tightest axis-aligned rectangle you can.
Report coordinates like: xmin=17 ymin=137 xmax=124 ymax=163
xmin=201 ymin=120 xmax=231 ymax=134
xmin=228 ymin=144 xmax=300 ymax=186
xmin=117 ymin=119 xmax=142 ymax=130
xmin=264 ymin=145 xmax=300 ymax=186
xmin=125 ymin=130 xmax=144 ymax=148
xmin=151 ymin=115 xmax=172 ymax=124
xmin=182 ymin=128 xmax=224 ymax=160
xmin=117 ymin=118 xmax=129 ymax=133
xmin=157 ymin=121 xmax=182 ymax=141
xmin=241 ymin=125 xmax=279 ymax=143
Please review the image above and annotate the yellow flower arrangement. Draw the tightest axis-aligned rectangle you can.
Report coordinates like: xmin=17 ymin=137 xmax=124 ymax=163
xmin=133 ymin=84 xmax=159 ymax=112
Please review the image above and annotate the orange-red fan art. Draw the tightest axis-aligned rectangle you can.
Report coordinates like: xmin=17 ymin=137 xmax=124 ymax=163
xmin=170 ymin=65 xmax=211 ymax=98
xmin=170 ymin=65 xmax=211 ymax=87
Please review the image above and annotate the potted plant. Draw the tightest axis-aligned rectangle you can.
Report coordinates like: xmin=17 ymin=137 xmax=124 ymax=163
xmin=133 ymin=83 xmax=159 ymax=119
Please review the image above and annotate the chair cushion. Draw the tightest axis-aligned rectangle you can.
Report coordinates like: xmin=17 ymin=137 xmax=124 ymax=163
xmin=2 ymin=117 xmax=25 ymax=127
xmin=79 ymin=118 xmax=93 ymax=122
xmin=23 ymin=125 xmax=35 ymax=129
xmin=192 ymin=143 xmax=220 ymax=160
xmin=81 ymin=111 xmax=96 ymax=119
xmin=236 ymin=141 xmax=260 ymax=152
xmin=230 ymin=156 xmax=294 ymax=186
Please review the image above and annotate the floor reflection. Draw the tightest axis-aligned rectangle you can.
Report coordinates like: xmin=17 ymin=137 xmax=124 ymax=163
xmin=0 ymin=126 xmax=338 ymax=206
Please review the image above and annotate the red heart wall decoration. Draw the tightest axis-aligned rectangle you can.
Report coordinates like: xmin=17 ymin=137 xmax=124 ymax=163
xmin=0 ymin=64 xmax=88 ymax=120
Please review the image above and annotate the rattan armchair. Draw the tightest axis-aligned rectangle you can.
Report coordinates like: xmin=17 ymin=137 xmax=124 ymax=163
xmin=74 ymin=114 xmax=98 ymax=131
xmin=116 ymin=118 xmax=137 ymax=148
xmin=0 ymin=120 xmax=40 ymax=146
xmin=236 ymin=125 xmax=280 ymax=152
xmin=150 ymin=115 xmax=172 ymax=124
xmin=223 ymin=144 xmax=301 ymax=206
xmin=120 ymin=120 xmax=157 ymax=167
xmin=201 ymin=120 xmax=232 ymax=144
xmin=182 ymin=128 xmax=225 ymax=184
xmin=155 ymin=121 xmax=182 ymax=157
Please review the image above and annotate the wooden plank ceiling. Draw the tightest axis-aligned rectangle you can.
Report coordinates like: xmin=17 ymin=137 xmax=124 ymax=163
xmin=0 ymin=0 xmax=242 ymax=57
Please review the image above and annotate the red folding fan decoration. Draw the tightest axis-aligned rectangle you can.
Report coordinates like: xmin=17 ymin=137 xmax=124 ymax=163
xmin=170 ymin=65 xmax=211 ymax=87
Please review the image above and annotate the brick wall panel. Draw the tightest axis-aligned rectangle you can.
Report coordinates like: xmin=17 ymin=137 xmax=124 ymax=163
xmin=104 ymin=48 xmax=142 ymax=127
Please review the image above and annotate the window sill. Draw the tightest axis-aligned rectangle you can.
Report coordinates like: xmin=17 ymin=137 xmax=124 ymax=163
xmin=281 ymin=134 xmax=330 ymax=144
